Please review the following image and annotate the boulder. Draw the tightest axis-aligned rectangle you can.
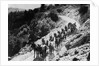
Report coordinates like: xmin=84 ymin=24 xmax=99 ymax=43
xmin=59 ymin=46 xmax=67 ymax=56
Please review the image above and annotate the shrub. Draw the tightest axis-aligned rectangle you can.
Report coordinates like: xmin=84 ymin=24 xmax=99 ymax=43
xmin=48 ymin=12 xmax=59 ymax=22
xmin=40 ymin=4 xmax=47 ymax=12
xmin=55 ymin=4 xmax=60 ymax=7
xmin=8 ymin=35 xmax=21 ymax=57
xmin=57 ymin=9 xmax=62 ymax=13
xmin=79 ymin=5 xmax=88 ymax=16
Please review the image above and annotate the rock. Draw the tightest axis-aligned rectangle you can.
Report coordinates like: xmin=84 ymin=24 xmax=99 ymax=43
xmin=48 ymin=53 xmax=55 ymax=61
xmin=59 ymin=46 xmax=67 ymax=56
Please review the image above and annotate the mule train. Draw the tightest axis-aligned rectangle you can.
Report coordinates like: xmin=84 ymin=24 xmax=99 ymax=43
xmin=31 ymin=22 xmax=77 ymax=61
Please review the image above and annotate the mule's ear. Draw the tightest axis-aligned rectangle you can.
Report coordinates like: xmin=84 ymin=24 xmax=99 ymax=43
xmin=74 ymin=23 xmax=76 ymax=27
xmin=68 ymin=22 xmax=72 ymax=29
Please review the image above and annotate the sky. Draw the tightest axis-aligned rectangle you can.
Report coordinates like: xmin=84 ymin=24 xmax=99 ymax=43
xmin=8 ymin=4 xmax=41 ymax=10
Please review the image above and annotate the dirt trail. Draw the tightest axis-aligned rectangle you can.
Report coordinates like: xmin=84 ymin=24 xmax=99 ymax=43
xmin=10 ymin=50 xmax=34 ymax=61
xmin=59 ymin=15 xmax=80 ymax=29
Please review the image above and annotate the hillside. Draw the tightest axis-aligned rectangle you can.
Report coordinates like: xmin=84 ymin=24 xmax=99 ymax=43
xmin=8 ymin=8 xmax=25 ymax=13
xmin=8 ymin=4 xmax=90 ymax=61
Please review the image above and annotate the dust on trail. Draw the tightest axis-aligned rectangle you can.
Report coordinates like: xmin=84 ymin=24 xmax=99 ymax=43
xmin=59 ymin=15 xmax=80 ymax=29
xmin=10 ymin=50 xmax=34 ymax=61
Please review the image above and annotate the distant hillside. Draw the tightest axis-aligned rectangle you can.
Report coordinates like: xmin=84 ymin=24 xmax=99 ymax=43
xmin=8 ymin=8 xmax=25 ymax=13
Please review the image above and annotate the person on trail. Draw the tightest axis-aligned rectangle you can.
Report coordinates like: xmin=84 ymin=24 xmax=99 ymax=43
xmin=46 ymin=40 xmax=49 ymax=46
xmin=61 ymin=28 xmax=66 ymax=39
xmin=42 ymin=38 xmax=45 ymax=45
xmin=65 ymin=25 xmax=67 ymax=31
xmin=33 ymin=51 xmax=44 ymax=61
xmin=55 ymin=37 xmax=60 ymax=49
xmin=57 ymin=31 xmax=61 ymax=37
xmin=60 ymin=32 xmax=63 ymax=40
xmin=64 ymin=33 xmax=67 ymax=39
xmin=37 ymin=45 xmax=42 ymax=57
xmin=54 ymin=33 xmax=58 ymax=38
xmin=49 ymin=36 xmax=54 ymax=41
xmin=61 ymin=28 xmax=65 ymax=34
xmin=41 ymin=45 xmax=47 ymax=59
xmin=49 ymin=43 xmax=54 ymax=54
xmin=57 ymin=31 xmax=62 ymax=42
xmin=68 ymin=23 xmax=77 ymax=34
xmin=68 ymin=23 xmax=72 ymax=32
xmin=31 ymin=42 xmax=36 ymax=58
xmin=54 ymin=33 xmax=58 ymax=48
